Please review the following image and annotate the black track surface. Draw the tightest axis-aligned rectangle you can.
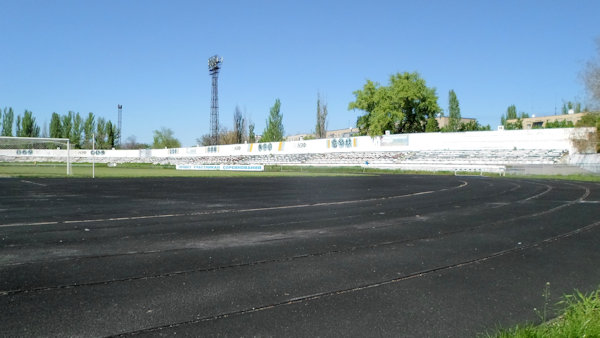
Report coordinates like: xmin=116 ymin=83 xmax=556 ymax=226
xmin=1 ymin=175 xmax=599 ymax=337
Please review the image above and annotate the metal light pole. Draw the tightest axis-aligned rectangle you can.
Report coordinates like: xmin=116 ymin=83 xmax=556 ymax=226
xmin=92 ymin=134 xmax=95 ymax=179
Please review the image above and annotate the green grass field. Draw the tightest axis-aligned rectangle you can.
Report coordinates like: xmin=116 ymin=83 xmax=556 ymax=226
xmin=0 ymin=162 xmax=376 ymax=178
xmin=1 ymin=162 xmax=599 ymax=181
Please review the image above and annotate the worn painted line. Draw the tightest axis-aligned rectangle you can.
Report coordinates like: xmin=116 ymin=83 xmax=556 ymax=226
xmin=0 ymin=180 xmax=469 ymax=228
xmin=20 ymin=180 xmax=47 ymax=187
xmin=112 ymin=219 xmax=600 ymax=337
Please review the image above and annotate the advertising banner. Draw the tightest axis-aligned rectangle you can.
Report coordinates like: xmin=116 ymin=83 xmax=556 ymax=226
xmin=176 ymin=164 xmax=264 ymax=171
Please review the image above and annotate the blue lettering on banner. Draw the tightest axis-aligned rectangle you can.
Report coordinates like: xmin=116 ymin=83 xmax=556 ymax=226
xmin=329 ymin=138 xmax=352 ymax=150
xmin=176 ymin=164 xmax=264 ymax=172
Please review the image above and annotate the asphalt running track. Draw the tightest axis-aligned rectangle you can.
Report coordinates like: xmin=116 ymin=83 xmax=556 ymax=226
xmin=1 ymin=175 xmax=599 ymax=337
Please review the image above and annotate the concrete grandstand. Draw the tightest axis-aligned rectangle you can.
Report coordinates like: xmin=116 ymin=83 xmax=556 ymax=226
xmin=1 ymin=128 xmax=599 ymax=174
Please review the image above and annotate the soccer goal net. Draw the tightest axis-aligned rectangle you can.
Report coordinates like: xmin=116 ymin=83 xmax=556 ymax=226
xmin=0 ymin=136 xmax=72 ymax=175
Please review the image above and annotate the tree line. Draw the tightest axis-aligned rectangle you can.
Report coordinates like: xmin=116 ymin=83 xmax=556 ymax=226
xmin=197 ymin=99 xmax=285 ymax=146
xmin=0 ymin=107 xmax=119 ymax=149
xmin=6 ymin=36 xmax=598 ymax=148
xmin=498 ymin=101 xmax=594 ymax=130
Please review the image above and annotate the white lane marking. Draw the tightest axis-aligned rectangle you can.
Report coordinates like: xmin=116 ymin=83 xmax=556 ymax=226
xmin=0 ymin=180 xmax=469 ymax=228
xmin=20 ymin=180 xmax=47 ymax=187
xmin=520 ymin=182 xmax=553 ymax=202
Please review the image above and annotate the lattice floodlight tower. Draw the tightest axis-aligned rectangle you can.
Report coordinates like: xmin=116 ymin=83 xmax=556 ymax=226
xmin=208 ymin=55 xmax=223 ymax=145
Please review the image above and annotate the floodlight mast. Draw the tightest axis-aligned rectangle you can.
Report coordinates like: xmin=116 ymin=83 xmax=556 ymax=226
xmin=208 ymin=55 xmax=223 ymax=146
xmin=117 ymin=104 xmax=123 ymax=147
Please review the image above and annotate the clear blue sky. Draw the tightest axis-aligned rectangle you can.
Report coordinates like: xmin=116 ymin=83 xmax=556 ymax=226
xmin=1 ymin=0 xmax=599 ymax=146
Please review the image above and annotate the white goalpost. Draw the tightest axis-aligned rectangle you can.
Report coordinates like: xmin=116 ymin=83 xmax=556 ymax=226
xmin=0 ymin=136 xmax=72 ymax=175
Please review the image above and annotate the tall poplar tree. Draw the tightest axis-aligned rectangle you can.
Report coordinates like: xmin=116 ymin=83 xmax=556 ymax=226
xmin=83 ymin=113 xmax=95 ymax=148
xmin=72 ymin=113 xmax=83 ymax=148
xmin=248 ymin=122 xmax=256 ymax=143
xmin=447 ymin=90 xmax=462 ymax=132
xmin=50 ymin=112 xmax=62 ymax=138
xmin=2 ymin=107 xmax=14 ymax=136
xmin=315 ymin=93 xmax=328 ymax=138
xmin=18 ymin=110 xmax=40 ymax=137
xmin=96 ymin=117 xmax=107 ymax=149
xmin=261 ymin=99 xmax=284 ymax=142
xmin=61 ymin=111 xmax=74 ymax=140
xmin=106 ymin=121 xmax=115 ymax=148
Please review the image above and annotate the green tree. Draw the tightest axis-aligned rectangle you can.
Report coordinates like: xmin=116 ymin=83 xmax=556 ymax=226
xmin=2 ymin=107 xmax=14 ymax=136
xmin=261 ymin=98 xmax=284 ymax=142
xmin=507 ymin=105 xmax=517 ymax=119
xmin=61 ymin=111 xmax=73 ymax=140
xmin=18 ymin=110 xmax=40 ymax=137
xmin=72 ymin=113 xmax=83 ymax=148
xmin=83 ymin=112 xmax=95 ymax=148
xmin=425 ymin=115 xmax=440 ymax=132
xmin=459 ymin=120 xmax=490 ymax=131
xmin=447 ymin=90 xmax=462 ymax=132
xmin=562 ymin=102 xmax=570 ymax=115
xmin=561 ymin=101 xmax=583 ymax=115
xmin=315 ymin=93 xmax=328 ymax=138
xmin=545 ymin=120 xmax=574 ymax=128
xmin=576 ymin=112 xmax=600 ymax=128
xmin=96 ymin=117 xmax=107 ymax=149
xmin=106 ymin=121 xmax=115 ymax=148
xmin=15 ymin=115 xmax=21 ymax=137
xmin=501 ymin=104 xmax=519 ymax=127
xmin=349 ymin=72 xmax=441 ymax=136
xmin=248 ymin=122 xmax=256 ymax=143
xmin=153 ymin=127 xmax=181 ymax=148
xmin=49 ymin=112 xmax=62 ymax=138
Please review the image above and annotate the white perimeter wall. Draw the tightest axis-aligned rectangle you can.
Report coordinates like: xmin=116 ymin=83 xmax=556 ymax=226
xmin=0 ymin=128 xmax=594 ymax=162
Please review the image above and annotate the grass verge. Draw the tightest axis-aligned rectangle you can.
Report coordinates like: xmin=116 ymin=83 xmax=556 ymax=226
xmin=505 ymin=173 xmax=600 ymax=182
xmin=0 ymin=162 xmax=598 ymax=181
xmin=0 ymin=162 xmax=460 ymax=178
xmin=484 ymin=286 xmax=600 ymax=337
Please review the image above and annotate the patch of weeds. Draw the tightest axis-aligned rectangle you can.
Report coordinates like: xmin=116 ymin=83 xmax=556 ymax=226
xmin=483 ymin=284 xmax=600 ymax=337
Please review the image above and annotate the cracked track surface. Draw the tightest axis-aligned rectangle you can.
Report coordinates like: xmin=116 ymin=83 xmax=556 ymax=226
xmin=1 ymin=175 xmax=599 ymax=337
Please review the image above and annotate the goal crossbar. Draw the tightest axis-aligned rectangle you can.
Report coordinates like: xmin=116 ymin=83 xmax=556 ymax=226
xmin=0 ymin=136 xmax=72 ymax=175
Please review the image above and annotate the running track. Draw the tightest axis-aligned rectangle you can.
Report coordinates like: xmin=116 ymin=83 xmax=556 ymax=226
xmin=1 ymin=175 xmax=599 ymax=337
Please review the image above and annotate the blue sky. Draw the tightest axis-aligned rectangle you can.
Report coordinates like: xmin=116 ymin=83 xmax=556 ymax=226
xmin=1 ymin=0 xmax=599 ymax=146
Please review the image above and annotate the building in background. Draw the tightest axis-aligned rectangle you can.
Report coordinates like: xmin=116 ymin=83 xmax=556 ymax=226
xmin=286 ymin=128 xmax=360 ymax=141
xmin=507 ymin=112 xmax=586 ymax=129
xmin=435 ymin=116 xmax=476 ymax=129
